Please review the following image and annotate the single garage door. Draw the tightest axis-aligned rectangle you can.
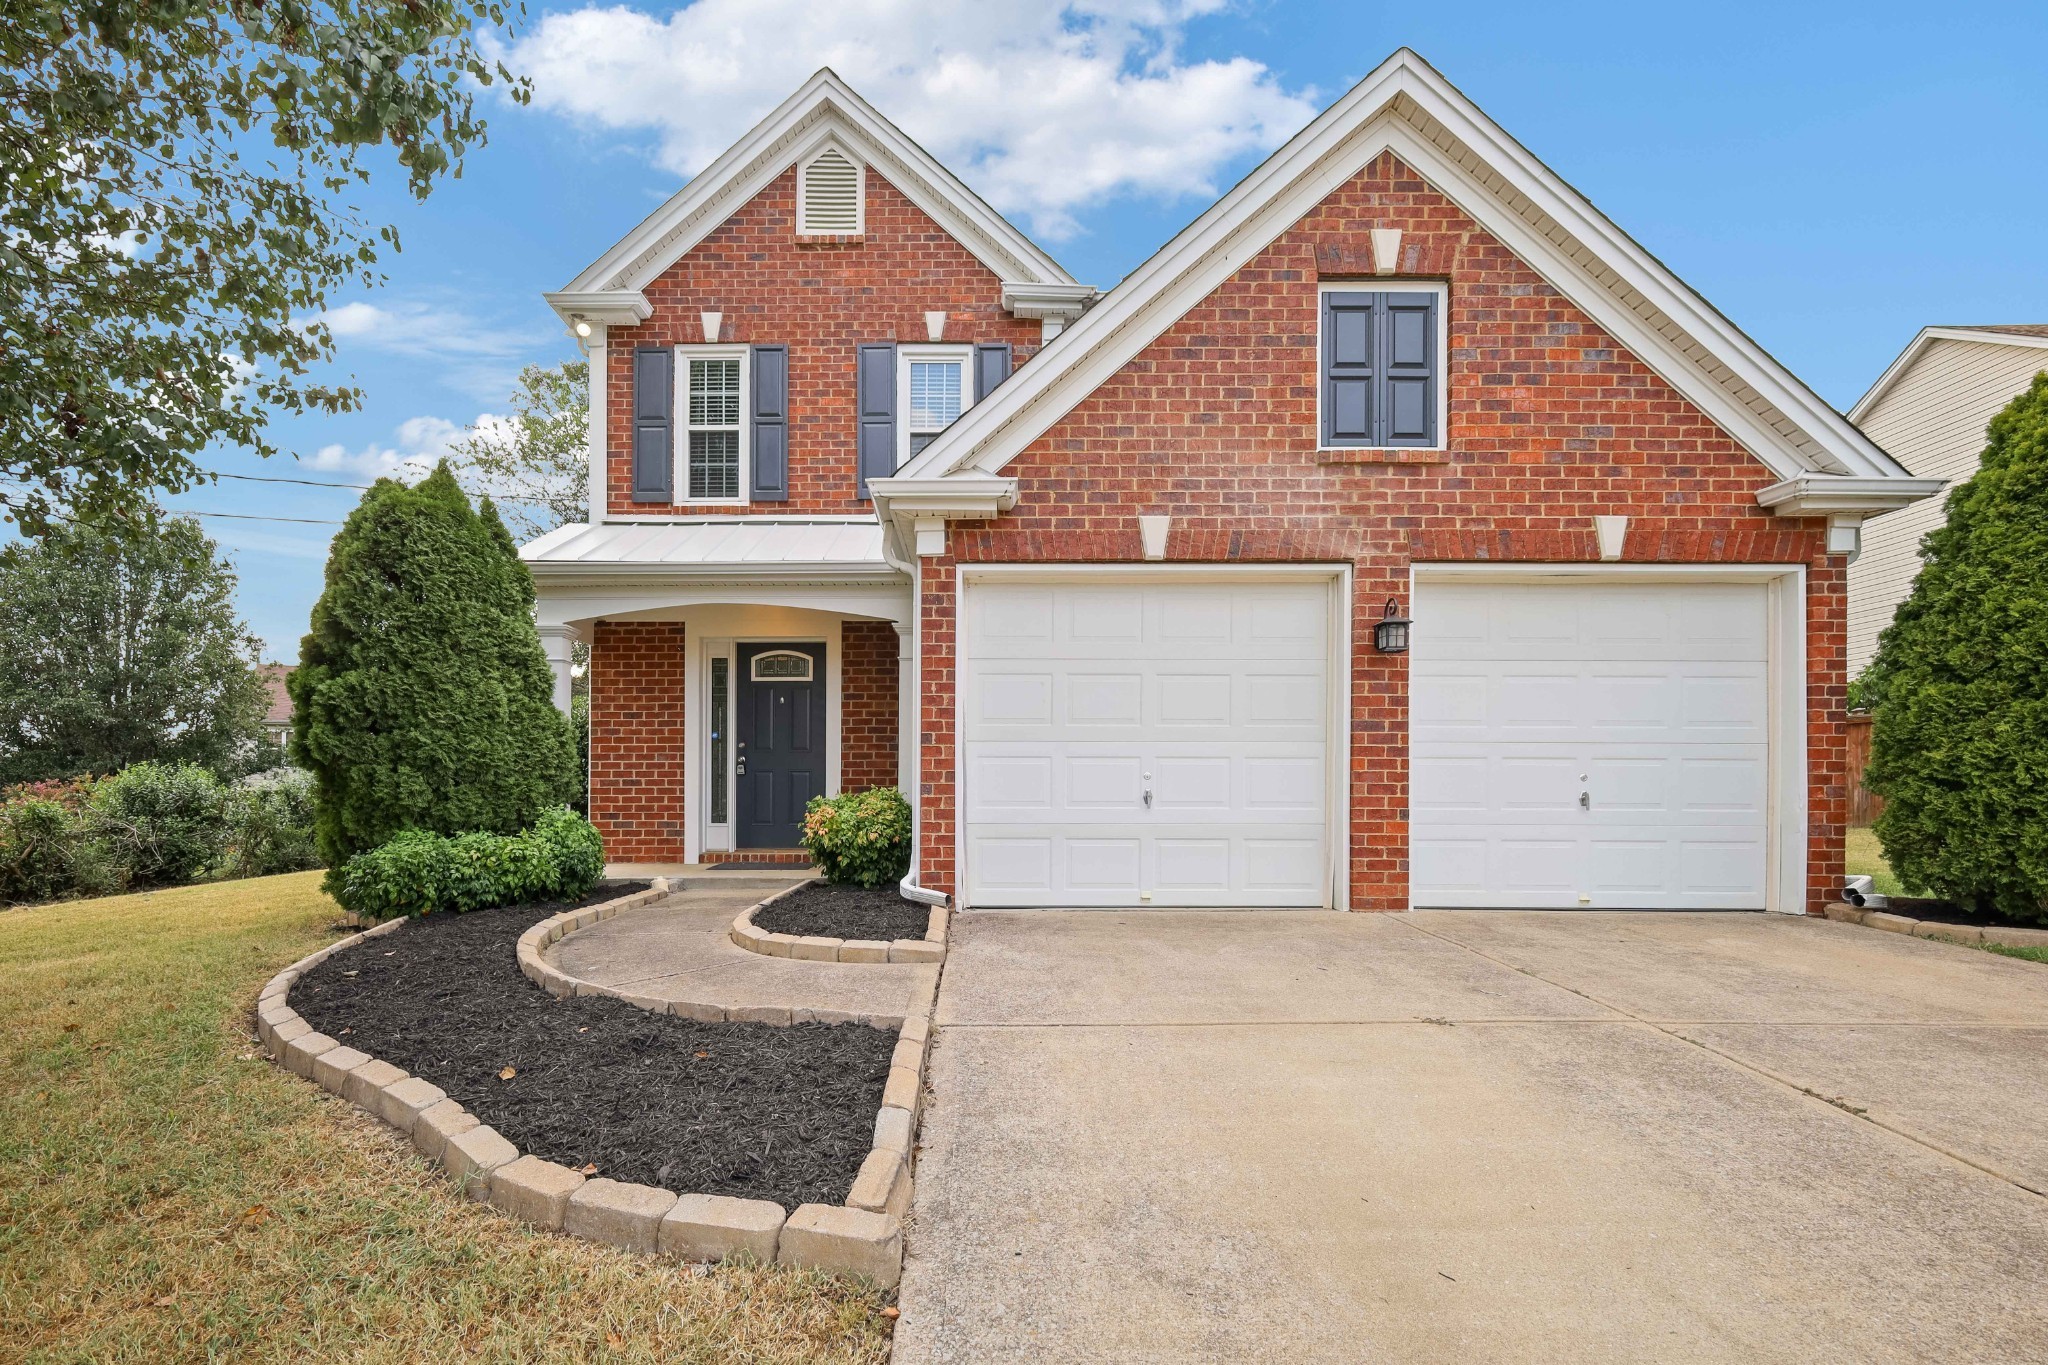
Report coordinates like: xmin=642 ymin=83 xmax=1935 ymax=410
xmin=961 ymin=577 xmax=1332 ymax=907
xmin=1411 ymin=578 xmax=1770 ymax=909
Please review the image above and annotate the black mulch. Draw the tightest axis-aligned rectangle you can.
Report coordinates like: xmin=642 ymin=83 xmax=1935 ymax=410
xmin=1882 ymin=894 xmax=2044 ymax=931
xmin=291 ymin=884 xmax=894 ymax=1209
xmin=753 ymin=881 xmax=929 ymax=943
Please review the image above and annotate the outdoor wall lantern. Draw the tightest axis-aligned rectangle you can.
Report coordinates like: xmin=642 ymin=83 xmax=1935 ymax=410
xmin=1373 ymin=597 xmax=1411 ymax=654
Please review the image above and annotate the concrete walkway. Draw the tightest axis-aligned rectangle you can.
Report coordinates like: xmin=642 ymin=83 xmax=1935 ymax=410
xmin=895 ymin=909 xmax=2048 ymax=1364
xmin=548 ymin=881 xmax=928 ymax=1023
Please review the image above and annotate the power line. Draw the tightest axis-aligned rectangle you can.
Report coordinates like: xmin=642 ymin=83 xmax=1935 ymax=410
xmin=208 ymin=470 xmax=377 ymax=491
xmin=185 ymin=510 xmax=342 ymax=525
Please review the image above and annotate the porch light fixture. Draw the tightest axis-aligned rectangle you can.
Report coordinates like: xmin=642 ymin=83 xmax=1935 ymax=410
xmin=1373 ymin=597 xmax=1411 ymax=654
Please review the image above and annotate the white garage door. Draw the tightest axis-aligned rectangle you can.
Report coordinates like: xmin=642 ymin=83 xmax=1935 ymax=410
xmin=962 ymin=578 xmax=1331 ymax=907
xmin=1411 ymin=579 xmax=1770 ymax=910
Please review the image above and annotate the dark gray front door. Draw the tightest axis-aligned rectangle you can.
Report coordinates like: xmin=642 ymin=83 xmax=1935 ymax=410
xmin=735 ymin=643 xmax=826 ymax=848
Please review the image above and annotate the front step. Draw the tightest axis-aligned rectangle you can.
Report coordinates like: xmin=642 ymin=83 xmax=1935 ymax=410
xmin=701 ymin=848 xmax=814 ymax=867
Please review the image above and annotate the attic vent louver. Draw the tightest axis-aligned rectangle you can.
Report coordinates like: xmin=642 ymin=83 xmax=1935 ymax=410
xmin=798 ymin=147 xmax=862 ymax=234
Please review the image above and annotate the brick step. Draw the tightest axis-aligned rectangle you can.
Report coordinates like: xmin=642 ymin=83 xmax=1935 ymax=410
xmin=701 ymin=849 xmax=815 ymax=868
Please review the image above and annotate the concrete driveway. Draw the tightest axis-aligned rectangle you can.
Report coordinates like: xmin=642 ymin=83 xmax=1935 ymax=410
xmin=893 ymin=910 xmax=2048 ymax=1364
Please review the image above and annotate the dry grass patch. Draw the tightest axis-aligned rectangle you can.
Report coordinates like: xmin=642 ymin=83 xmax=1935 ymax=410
xmin=0 ymin=872 xmax=893 ymax=1364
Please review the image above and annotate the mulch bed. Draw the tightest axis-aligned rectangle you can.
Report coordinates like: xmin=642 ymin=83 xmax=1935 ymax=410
xmin=1881 ymin=894 xmax=2046 ymax=932
xmin=291 ymin=883 xmax=894 ymax=1209
xmin=752 ymin=881 xmax=929 ymax=943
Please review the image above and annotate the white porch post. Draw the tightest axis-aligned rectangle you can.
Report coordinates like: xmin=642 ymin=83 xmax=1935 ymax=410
xmin=894 ymin=620 xmax=916 ymax=791
xmin=538 ymin=624 xmax=580 ymax=716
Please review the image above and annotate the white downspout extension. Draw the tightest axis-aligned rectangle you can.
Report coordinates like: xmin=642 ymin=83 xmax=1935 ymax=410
xmin=879 ymin=512 xmax=949 ymax=909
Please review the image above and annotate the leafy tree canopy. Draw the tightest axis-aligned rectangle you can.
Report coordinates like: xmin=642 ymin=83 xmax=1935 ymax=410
xmin=0 ymin=1 xmax=528 ymax=535
xmin=291 ymin=462 xmax=578 ymax=874
xmin=0 ymin=516 xmax=271 ymax=784
xmin=448 ymin=359 xmax=587 ymax=543
xmin=1865 ymin=371 xmax=2048 ymax=922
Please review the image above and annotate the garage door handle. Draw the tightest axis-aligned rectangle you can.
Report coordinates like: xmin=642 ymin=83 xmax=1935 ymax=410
xmin=1579 ymin=791 xmax=1590 ymax=809
xmin=1143 ymin=788 xmax=1153 ymax=808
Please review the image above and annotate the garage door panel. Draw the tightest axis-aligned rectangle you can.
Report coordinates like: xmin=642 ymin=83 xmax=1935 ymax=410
xmin=1412 ymin=579 xmax=1770 ymax=910
xmin=964 ymin=579 xmax=1331 ymax=908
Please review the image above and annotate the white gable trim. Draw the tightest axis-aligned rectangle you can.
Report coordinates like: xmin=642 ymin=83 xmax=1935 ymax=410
xmin=557 ymin=68 xmax=1075 ymax=297
xmin=1850 ymin=326 xmax=2048 ymax=423
xmin=896 ymin=48 xmax=1922 ymax=507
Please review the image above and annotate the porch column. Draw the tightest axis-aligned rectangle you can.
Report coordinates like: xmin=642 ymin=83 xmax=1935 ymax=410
xmin=538 ymin=624 xmax=580 ymax=716
xmin=895 ymin=621 xmax=915 ymax=791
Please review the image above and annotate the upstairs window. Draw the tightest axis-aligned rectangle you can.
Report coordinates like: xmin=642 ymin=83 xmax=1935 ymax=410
xmin=685 ymin=351 xmax=745 ymax=500
xmin=1320 ymin=284 xmax=1444 ymax=448
xmin=798 ymin=146 xmax=863 ymax=234
xmin=898 ymin=344 xmax=973 ymax=463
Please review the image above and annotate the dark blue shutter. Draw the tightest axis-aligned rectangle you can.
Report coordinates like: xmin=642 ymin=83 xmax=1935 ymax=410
xmin=1322 ymin=292 xmax=1376 ymax=446
xmin=750 ymin=344 xmax=789 ymax=502
xmin=856 ymin=343 xmax=896 ymax=498
xmin=1322 ymin=290 xmax=1439 ymax=447
xmin=631 ymin=346 xmax=674 ymax=502
xmin=1380 ymin=292 xmax=1437 ymax=447
xmin=973 ymin=342 xmax=1012 ymax=401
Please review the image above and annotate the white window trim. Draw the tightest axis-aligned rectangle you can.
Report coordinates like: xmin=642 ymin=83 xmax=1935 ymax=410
xmin=673 ymin=343 xmax=751 ymax=507
xmin=797 ymin=142 xmax=866 ymax=236
xmin=897 ymin=344 xmax=976 ymax=471
xmin=1315 ymin=279 xmax=1449 ymax=453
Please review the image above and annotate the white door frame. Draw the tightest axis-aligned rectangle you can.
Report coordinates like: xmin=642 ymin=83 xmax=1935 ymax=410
xmin=688 ymin=624 xmax=842 ymax=859
xmin=955 ymin=562 xmax=1354 ymax=910
xmin=1408 ymin=563 xmax=1809 ymax=914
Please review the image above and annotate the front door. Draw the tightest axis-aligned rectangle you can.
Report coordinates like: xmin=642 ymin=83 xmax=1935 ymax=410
xmin=736 ymin=643 xmax=827 ymax=848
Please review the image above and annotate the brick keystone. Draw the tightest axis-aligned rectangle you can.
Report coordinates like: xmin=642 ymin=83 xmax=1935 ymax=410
xmin=490 ymin=1155 xmax=586 ymax=1230
xmin=566 ymin=1179 xmax=680 ymax=1253
xmin=442 ymin=1125 xmax=518 ymax=1201
xmin=659 ymin=1193 xmax=786 ymax=1264
xmin=777 ymin=1204 xmax=902 ymax=1288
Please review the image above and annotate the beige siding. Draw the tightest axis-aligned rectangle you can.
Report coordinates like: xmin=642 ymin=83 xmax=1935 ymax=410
xmin=1846 ymin=339 xmax=2048 ymax=675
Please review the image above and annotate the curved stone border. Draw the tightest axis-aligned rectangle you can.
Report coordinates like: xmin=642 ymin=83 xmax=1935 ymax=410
xmin=728 ymin=878 xmax=948 ymax=964
xmin=258 ymin=881 xmax=929 ymax=1288
xmin=1824 ymin=901 xmax=2048 ymax=951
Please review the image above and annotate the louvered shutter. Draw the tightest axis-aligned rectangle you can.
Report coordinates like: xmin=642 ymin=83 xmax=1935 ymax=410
xmin=856 ymin=343 xmax=897 ymax=498
xmin=973 ymin=342 xmax=1013 ymax=401
xmin=750 ymin=344 xmax=789 ymax=502
xmin=631 ymin=346 xmax=674 ymax=502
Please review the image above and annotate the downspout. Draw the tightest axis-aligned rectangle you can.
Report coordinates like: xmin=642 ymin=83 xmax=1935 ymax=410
xmin=877 ymin=506 xmax=950 ymax=909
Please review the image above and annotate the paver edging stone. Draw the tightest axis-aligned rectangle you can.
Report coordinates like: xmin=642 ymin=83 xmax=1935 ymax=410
xmin=258 ymin=877 xmax=926 ymax=1287
xmin=1822 ymin=901 xmax=2048 ymax=951
xmin=726 ymin=879 xmax=948 ymax=964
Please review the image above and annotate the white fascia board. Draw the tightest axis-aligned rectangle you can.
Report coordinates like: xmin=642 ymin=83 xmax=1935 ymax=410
xmin=1849 ymin=326 xmax=2048 ymax=423
xmin=1754 ymin=475 xmax=1947 ymax=517
xmin=556 ymin=69 xmax=1074 ymax=298
xmin=526 ymin=559 xmax=903 ymax=586
xmin=868 ymin=475 xmax=1018 ymax=522
xmin=1000 ymin=282 xmax=1100 ymax=321
xmin=543 ymin=290 xmax=651 ymax=329
xmin=896 ymin=47 xmax=1914 ymax=490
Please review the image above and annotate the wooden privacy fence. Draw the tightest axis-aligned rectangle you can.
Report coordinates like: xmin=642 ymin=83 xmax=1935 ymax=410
xmin=1845 ymin=711 xmax=1884 ymax=827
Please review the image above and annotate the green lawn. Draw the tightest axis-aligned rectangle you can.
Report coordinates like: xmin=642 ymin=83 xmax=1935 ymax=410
xmin=0 ymin=873 xmax=892 ymax=1364
xmin=1844 ymin=825 xmax=1904 ymax=898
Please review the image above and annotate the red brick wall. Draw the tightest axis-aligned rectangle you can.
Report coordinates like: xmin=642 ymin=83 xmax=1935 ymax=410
xmin=841 ymin=620 xmax=901 ymax=791
xmin=588 ymin=621 xmax=687 ymax=864
xmin=917 ymin=151 xmax=1846 ymax=913
xmin=604 ymin=167 xmax=1041 ymax=516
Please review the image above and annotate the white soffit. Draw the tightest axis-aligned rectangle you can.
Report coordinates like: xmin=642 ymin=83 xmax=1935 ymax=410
xmin=897 ymin=47 xmax=1915 ymax=492
xmin=520 ymin=518 xmax=894 ymax=578
xmin=1849 ymin=325 xmax=2048 ymax=423
xmin=558 ymin=68 xmax=1076 ymax=296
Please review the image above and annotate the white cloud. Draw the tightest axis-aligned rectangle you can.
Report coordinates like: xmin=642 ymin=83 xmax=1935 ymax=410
xmin=303 ymin=413 xmax=484 ymax=482
xmin=493 ymin=0 xmax=1317 ymax=239
xmin=314 ymin=301 xmax=527 ymax=361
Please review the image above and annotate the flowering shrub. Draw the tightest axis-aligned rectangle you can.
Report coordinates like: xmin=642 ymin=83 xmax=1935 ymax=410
xmin=799 ymin=787 xmax=912 ymax=889
xmin=333 ymin=808 xmax=605 ymax=920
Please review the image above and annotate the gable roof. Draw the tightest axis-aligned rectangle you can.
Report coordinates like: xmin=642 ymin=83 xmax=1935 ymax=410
xmin=1850 ymin=325 xmax=2048 ymax=422
xmin=888 ymin=48 xmax=1937 ymax=517
xmin=550 ymin=68 xmax=1076 ymax=306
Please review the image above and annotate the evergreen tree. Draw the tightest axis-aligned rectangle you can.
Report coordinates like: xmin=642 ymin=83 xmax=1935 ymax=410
xmin=1865 ymin=372 xmax=2048 ymax=922
xmin=291 ymin=463 xmax=579 ymax=875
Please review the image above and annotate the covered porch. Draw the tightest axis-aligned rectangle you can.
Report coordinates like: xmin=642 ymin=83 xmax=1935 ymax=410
xmin=522 ymin=518 xmax=912 ymax=868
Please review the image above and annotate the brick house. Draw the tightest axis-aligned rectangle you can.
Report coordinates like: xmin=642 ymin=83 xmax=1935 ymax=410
xmin=524 ymin=51 xmax=1939 ymax=913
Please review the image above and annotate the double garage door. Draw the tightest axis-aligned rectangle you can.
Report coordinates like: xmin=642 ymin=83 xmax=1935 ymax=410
xmin=958 ymin=574 xmax=1774 ymax=910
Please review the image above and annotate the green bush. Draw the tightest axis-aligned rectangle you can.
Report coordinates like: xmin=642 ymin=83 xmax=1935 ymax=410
xmin=1865 ymin=372 xmax=2048 ymax=923
xmin=332 ymin=808 xmax=605 ymax=920
xmin=800 ymin=787 xmax=911 ymax=889
xmin=226 ymin=768 xmax=321 ymax=878
xmin=0 ymin=797 xmax=77 ymax=906
xmin=81 ymin=762 xmax=229 ymax=891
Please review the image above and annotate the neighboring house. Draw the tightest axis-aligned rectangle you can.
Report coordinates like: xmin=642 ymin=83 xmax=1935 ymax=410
xmin=258 ymin=664 xmax=294 ymax=744
xmin=1844 ymin=325 xmax=2048 ymax=677
xmin=523 ymin=50 xmax=1939 ymax=915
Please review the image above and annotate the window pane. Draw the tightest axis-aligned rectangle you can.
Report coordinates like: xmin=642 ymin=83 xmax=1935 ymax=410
xmin=709 ymin=657 xmax=728 ymax=825
xmin=689 ymin=358 xmax=740 ymax=427
xmin=909 ymin=360 xmax=963 ymax=431
xmin=688 ymin=430 xmax=739 ymax=499
xmin=908 ymin=432 xmax=936 ymax=456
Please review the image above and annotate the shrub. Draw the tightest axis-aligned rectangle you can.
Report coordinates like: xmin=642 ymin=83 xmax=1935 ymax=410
xmin=226 ymin=768 xmax=321 ymax=878
xmin=81 ymin=762 xmax=229 ymax=891
xmin=800 ymin=787 xmax=912 ymax=889
xmin=0 ymin=797 xmax=77 ymax=906
xmin=292 ymin=463 xmax=580 ymax=884
xmin=1865 ymin=372 xmax=2048 ymax=923
xmin=332 ymin=808 xmax=605 ymax=920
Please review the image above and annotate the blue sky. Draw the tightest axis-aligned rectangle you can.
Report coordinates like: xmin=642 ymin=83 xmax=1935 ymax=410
xmin=165 ymin=0 xmax=2048 ymax=658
